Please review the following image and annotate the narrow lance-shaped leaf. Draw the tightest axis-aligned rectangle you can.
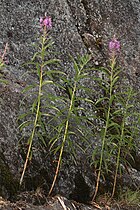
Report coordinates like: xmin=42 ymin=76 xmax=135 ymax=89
xmin=76 ymin=73 xmax=89 ymax=80
xmin=42 ymin=59 xmax=61 ymax=67
xmin=31 ymin=98 xmax=38 ymax=113
xmin=42 ymin=80 xmax=53 ymax=86
xmin=112 ymin=76 xmax=119 ymax=87
xmin=44 ymin=41 xmax=55 ymax=50
xmin=37 ymin=63 xmax=41 ymax=77
xmin=113 ymin=70 xmax=121 ymax=79
xmin=17 ymin=112 xmax=32 ymax=120
xmin=22 ymin=84 xmax=37 ymax=93
xmin=45 ymin=70 xmax=66 ymax=77
xmin=110 ymin=95 xmax=115 ymax=105
xmin=95 ymin=97 xmax=109 ymax=105
xmin=37 ymin=131 xmax=47 ymax=147
xmin=31 ymin=52 xmax=41 ymax=61
xmin=18 ymin=120 xmax=33 ymax=131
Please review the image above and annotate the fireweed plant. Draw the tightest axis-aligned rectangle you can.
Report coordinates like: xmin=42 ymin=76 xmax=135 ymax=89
xmin=91 ymin=38 xmax=122 ymax=200
xmin=19 ymin=15 xmax=91 ymax=190
xmin=92 ymin=37 xmax=139 ymax=200
xmin=19 ymin=15 xmax=61 ymax=185
xmin=48 ymin=54 xmax=91 ymax=195
xmin=18 ymin=16 xmax=139 ymax=200
xmin=111 ymin=87 xmax=137 ymax=198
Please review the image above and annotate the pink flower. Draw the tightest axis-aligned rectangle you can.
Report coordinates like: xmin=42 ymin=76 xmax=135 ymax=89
xmin=109 ymin=37 xmax=120 ymax=52
xmin=40 ymin=16 xmax=52 ymax=30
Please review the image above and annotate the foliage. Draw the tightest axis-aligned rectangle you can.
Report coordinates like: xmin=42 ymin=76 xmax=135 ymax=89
xmin=18 ymin=17 xmax=61 ymax=185
xmin=18 ymin=16 xmax=140 ymax=200
xmin=118 ymin=188 xmax=140 ymax=206
xmin=91 ymin=51 xmax=139 ymax=200
xmin=48 ymin=54 xmax=91 ymax=195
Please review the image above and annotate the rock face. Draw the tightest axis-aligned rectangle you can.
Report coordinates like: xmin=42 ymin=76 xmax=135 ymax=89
xmin=0 ymin=84 xmax=20 ymax=198
xmin=0 ymin=0 xmax=140 ymax=206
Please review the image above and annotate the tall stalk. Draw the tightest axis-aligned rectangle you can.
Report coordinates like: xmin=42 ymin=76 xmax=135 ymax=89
xmin=111 ymin=88 xmax=133 ymax=198
xmin=48 ymin=55 xmax=90 ymax=195
xmin=20 ymin=27 xmax=47 ymax=185
xmin=92 ymin=55 xmax=116 ymax=201
xmin=48 ymin=81 xmax=77 ymax=195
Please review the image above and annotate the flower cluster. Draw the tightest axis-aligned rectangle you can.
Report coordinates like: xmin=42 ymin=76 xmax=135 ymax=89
xmin=109 ymin=36 xmax=120 ymax=52
xmin=40 ymin=16 xmax=52 ymax=30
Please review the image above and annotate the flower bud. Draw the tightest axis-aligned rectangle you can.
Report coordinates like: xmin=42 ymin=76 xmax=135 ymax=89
xmin=109 ymin=37 xmax=120 ymax=52
xmin=40 ymin=16 xmax=52 ymax=30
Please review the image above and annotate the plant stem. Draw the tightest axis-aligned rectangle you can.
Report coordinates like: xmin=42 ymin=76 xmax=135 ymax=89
xmin=20 ymin=31 xmax=46 ymax=185
xmin=48 ymin=80 xmax=77 ymax=195
xmin=92 ymin=59 xmax=114 ymax=201
xmin=48 ymin=56 xmax=90 ymax=195
xmin=111 ymin=89 xmax=132 ymax=198
xmin=20 ymin=65 xmax=43 ymax=185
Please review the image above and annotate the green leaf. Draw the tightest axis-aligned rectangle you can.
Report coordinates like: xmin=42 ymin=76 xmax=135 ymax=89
xmin=95 ymin=97 xmax=109 ymax=105
xmin=37 ymin=132 xmax=47 ymax=147
xmin=93 ymin=77 xmax=110 ymax=88
xmin=112 ymin=76 xmax=119 ymax=87
xmin=53 ymin=145 xmax=61 ymax=155
xmin=110 ymin=95 xmax=115 ymax=105
xmin=46 ymin=70 xmax=66 ymax=76
xmin=22 ymin=84 xmax=37 ymax=93
xmin=31 ymin=98 xmax=38 ymax=113
xmin=18 ymin=136 xmax=25 ymax=144
xmin=74 ymin=62 xmax=80 ymax=77
xmin=68 ymin=131 xmax=76 ymax=135
xmin=49 ymin=123 xmax=64 ymax=147
xmin=31 ymin=52 xmax=41 ymax=61
xmin=77 ymin=73 xmax=89 ymax=80
xmin=108 ymin=121 xmax=120 ymax=129
xmin=126 ymin=104 xmax=134 ymax=110
xmin=92 ymin=66 xmax=110 ymax=75
xmin=44 ymin=41 xmax=54 ymax=50
xmin=100 ymin=67 xmax=111 ymax=75
xmin=18 ymin=120 xmax=32 ymax=131
xmin=69 ymin=55 xmax=79 ymax=76
xmin=42 ymin=80 xmax=53 ymax=86
xmin=36 ymin=63 xmax=41 ymax=77
xmin=76 ymin=85 xmax=91 ymax=92
xmin=49 ymin=136 xmax=59 ymax=151
xmin=42 ymin=59 xmax=60 ymax=67
xmin=113 ymin=109 xmax=123 ymax=115
xmin=113 ymin=70 xmax=121 ymax=79
xmin=17 ymin=112 xmax=32 ymax=120
xmin=22 ymin=61 xmax=40 ymax=67
xmin=47 ymin=94 xmax=67 ymax=104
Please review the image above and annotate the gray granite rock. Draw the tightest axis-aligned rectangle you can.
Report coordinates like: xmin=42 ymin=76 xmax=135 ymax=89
xmin=0 ymin=0 xmax=140 ymax=204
